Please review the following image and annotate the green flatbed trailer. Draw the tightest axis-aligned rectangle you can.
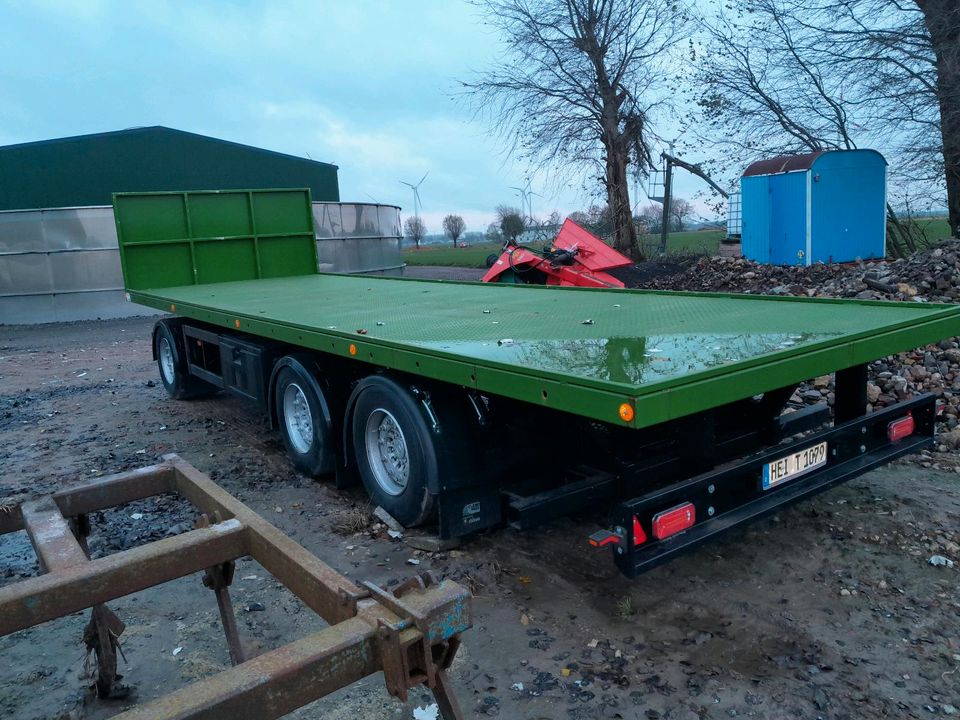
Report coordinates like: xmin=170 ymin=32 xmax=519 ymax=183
xmin=115 ymin=189 xmax=960 ymax=577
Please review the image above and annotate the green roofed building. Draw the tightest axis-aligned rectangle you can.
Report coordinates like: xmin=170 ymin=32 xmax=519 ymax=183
xmin=0 ymin=127 xmax=406 ymax=324
xmin=0 ymin=126 xmax=339 ymax=210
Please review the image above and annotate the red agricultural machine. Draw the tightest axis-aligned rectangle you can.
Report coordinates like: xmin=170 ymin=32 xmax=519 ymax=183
xmin=482 ymin=219 xmax=633 ymax=288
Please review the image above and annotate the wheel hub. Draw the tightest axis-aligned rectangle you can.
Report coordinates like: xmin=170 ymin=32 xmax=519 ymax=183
xmin=365 ymin=409 xmax=409 ymax=495
xmin=158 ymin=337 xmax=176 ymax=386
xmin=283 ymin=383 xmax=314 ymax=455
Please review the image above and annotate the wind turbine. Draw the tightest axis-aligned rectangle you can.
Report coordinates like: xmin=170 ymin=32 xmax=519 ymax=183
xmin=509 ymin=178 xmax=539 ymax=220
xmin=400 ymin=171 xmax=429 ymax=222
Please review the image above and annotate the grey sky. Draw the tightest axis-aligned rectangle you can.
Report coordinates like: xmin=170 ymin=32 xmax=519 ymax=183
xmin=1 ymin=1 xmax=717 ymax=233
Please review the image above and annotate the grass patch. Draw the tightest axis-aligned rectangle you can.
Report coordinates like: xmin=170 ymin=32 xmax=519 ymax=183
xmin=638 ymin=229 xmax=724 ymax=256
xmin=615 ymin=595 xmax=637 ymax=619
xmin=330 ymin=506 xmax=371 ymax=535
xmin=402 ymin=243 xmax=501 ymax=268
xmin=907 ymin=216 xmax=951 ymax=247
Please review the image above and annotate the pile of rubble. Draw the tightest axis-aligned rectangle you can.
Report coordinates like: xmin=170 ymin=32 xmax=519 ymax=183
xmin=636 ymin=240 xmax=960 ymax=303
xmin=631 ymin=241 xmax=960 ymax=460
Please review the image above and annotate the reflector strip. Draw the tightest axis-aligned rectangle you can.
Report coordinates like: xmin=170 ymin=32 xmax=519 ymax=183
xmin=887 ymin=413 xmax=915 ymax=443
xmin=652 ymin=502 xmax=696 ymax=540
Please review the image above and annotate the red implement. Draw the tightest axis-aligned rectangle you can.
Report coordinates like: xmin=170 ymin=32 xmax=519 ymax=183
xmin=482 ymin=219 xmax=631 ymax=288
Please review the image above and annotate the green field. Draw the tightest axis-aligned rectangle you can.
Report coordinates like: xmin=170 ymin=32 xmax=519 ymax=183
xmin=910 ymin=217 xmax=952 ymax=246
xmin=402 ymin=217 xmax=953 ymax=268
xmin=403 ymin=242 xmax=503 ymax=267
xmin=403 ymin=230 xmax=725 ymax=268
xmin=637 ymin=229 xmax=724 ymax=257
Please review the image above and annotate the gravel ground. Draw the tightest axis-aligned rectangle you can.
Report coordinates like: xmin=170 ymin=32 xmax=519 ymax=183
xmin=403 ymin=265 xmax=486 ymax=282
xmin=1 ymin=262 xmax=959 ymax=719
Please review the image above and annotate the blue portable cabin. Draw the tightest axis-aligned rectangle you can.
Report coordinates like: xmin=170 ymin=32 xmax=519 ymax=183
xmin=740 ymin=149 xmax=887 ymax=265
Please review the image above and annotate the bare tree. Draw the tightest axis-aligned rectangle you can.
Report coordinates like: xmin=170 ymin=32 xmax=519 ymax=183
xmin=485 ymin=222 xmax=504 ymax=244
xmin=463 ymin=0 xmax=688 ymax=259
xmin=442 ymin=214 xmax=466 ymax=247
xmin=917 ymin=0 xmax=960 ymax=234
xmin=635 ymin=203 xmax=662 ymax=234
xmin=669 ymin=198 xmax=694 ymax=231
xmin=497 ymin=205 xmax=526 ymax=242
xmin=691 ymin=0 xmax=960 ymax=242
xmin=567 ymin=204 xmax=614 ymax=238
xmin=403 ymin=216 xmax=426 ymax=249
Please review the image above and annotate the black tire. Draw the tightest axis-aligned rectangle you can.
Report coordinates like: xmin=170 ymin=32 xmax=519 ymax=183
xmin=154 ymin=322 xmax=215 ymax=400
xmin=274 ymin=364 xmax=334 ymax=477
xmin=351 ymin=379 xmax=436 ymax=527
xmin=485 ymin=253 xmax=500 ymax=268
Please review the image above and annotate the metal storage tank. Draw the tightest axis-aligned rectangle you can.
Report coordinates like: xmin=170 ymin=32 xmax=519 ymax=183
xmin=313 ymin=202 xmax=404 ymax=275
xmin=740 ymin=150 xmax=886 ymax=265
xmin=0 ymin=202 xmax=405 ymax=324
xmin=0 ymin=205 xmax=147 ymax=324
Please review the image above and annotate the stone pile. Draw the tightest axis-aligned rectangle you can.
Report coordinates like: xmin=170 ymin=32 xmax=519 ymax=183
xmin=637 ymin=240 xmax=960 ymax=303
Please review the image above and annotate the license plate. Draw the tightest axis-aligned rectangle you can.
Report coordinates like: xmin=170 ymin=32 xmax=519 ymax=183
xmin=762 ymin=441 xmax=828 ymax=489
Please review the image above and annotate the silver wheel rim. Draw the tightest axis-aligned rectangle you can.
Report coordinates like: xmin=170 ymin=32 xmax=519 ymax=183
xmin=364 ymin=408 xmax=409 ymax=496
xmin=158 ymin=337 xmax=176 ymax=385
xmin=283 ymin=383 xmax=314 ymax=455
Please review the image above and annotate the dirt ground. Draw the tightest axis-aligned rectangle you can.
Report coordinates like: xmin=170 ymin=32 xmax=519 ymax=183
xmin=2 ymin=316 xmax=959 ymax=720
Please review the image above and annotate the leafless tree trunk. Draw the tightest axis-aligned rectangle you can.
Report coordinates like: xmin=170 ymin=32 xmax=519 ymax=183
xmin=463 ymin=0 xmax=687 ymax=259
xmin=403 ymin=216 xmax=426 ymax=249
xmin=442 ymin=214 xmax=466 ymax=247
xmin=916 ymin=0 xmax=960 ymax=235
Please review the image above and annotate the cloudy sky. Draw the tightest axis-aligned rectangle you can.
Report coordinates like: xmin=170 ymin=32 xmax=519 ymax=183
xmin=1 ymin=1 xmax=718 ymax=233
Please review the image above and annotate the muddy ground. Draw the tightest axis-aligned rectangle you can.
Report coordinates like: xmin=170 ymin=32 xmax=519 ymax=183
xmin=1 ymin=316 xmax=959 ymax=720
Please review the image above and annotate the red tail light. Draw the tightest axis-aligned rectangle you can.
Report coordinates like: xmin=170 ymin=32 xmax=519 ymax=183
xmin=887 ymin=413 xmax=915 ymax=443
xmin=632 ymin=515 xmax=647 ymax=546
xmin=652 ymin=502 xmax=696 ymax=540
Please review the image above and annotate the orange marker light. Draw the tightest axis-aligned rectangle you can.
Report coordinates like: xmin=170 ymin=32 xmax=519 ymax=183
xmin=170 ymin=304 xmax=176 ymax=312
xmin=619 ymin=403 xmax=635 ymax=422
xmin=349 ymin=343 xmax=358 ymax=356
xmin=234 ymin=319 xmax=241 ymax=328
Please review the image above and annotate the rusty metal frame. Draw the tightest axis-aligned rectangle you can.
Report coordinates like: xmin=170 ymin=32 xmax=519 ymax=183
xmin=0 ymin=454 xmax=470 ymax=719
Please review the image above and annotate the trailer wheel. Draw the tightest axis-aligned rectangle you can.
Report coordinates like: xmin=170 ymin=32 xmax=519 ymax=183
xmin=154 ymin=322 xmax=215 ymax=400
xmin=274 ymin=364 xmax=334 ymax=477
xmin=351 ymin=381 xmax=436 ymax=527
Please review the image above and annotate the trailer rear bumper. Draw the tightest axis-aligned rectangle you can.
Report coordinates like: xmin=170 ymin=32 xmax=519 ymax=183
xmin=605 ymin=394 xmax=936 ymax=578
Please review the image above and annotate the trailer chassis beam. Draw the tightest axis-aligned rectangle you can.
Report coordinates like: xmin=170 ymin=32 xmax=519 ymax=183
xmin=0 ymin=455 xmax=470 ymax=719
xmin=609 ymin=394 xmax=936 ymax=577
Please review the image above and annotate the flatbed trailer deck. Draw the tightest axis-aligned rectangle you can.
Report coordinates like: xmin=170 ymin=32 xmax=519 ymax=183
xmin=127 ymin=273 xmax=960 ymax=428
xmin=114 ymin=189 xmax=960 ymax=576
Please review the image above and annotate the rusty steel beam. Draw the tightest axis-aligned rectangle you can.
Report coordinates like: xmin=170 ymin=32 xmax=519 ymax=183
xmin=0 ymin=520 xmax=247 ymax=634
xmin=166 ymin=455 xmax=365 ymax=623
xmin=53 ymin=463 xmax=176 ymax=517
xmin=0 ymin=456 xmax=471 ymax=720
xmin=110 ymin=613 xmax=397 ymax=720
xmin=20 ymin=497 xmax=88 ymax=573
xmin=432 ymin=670 xmax=466 ymax=719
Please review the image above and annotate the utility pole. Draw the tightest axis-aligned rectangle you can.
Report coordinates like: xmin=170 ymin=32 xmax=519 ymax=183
xmin=656 ymin=149 xmax=730 ymax=255
xmin=657 ymin=149 xmax=674 ymax=255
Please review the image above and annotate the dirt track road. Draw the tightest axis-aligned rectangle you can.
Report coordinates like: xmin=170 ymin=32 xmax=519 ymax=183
xmin=2 ymin=317 xmax=959 ymax=719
